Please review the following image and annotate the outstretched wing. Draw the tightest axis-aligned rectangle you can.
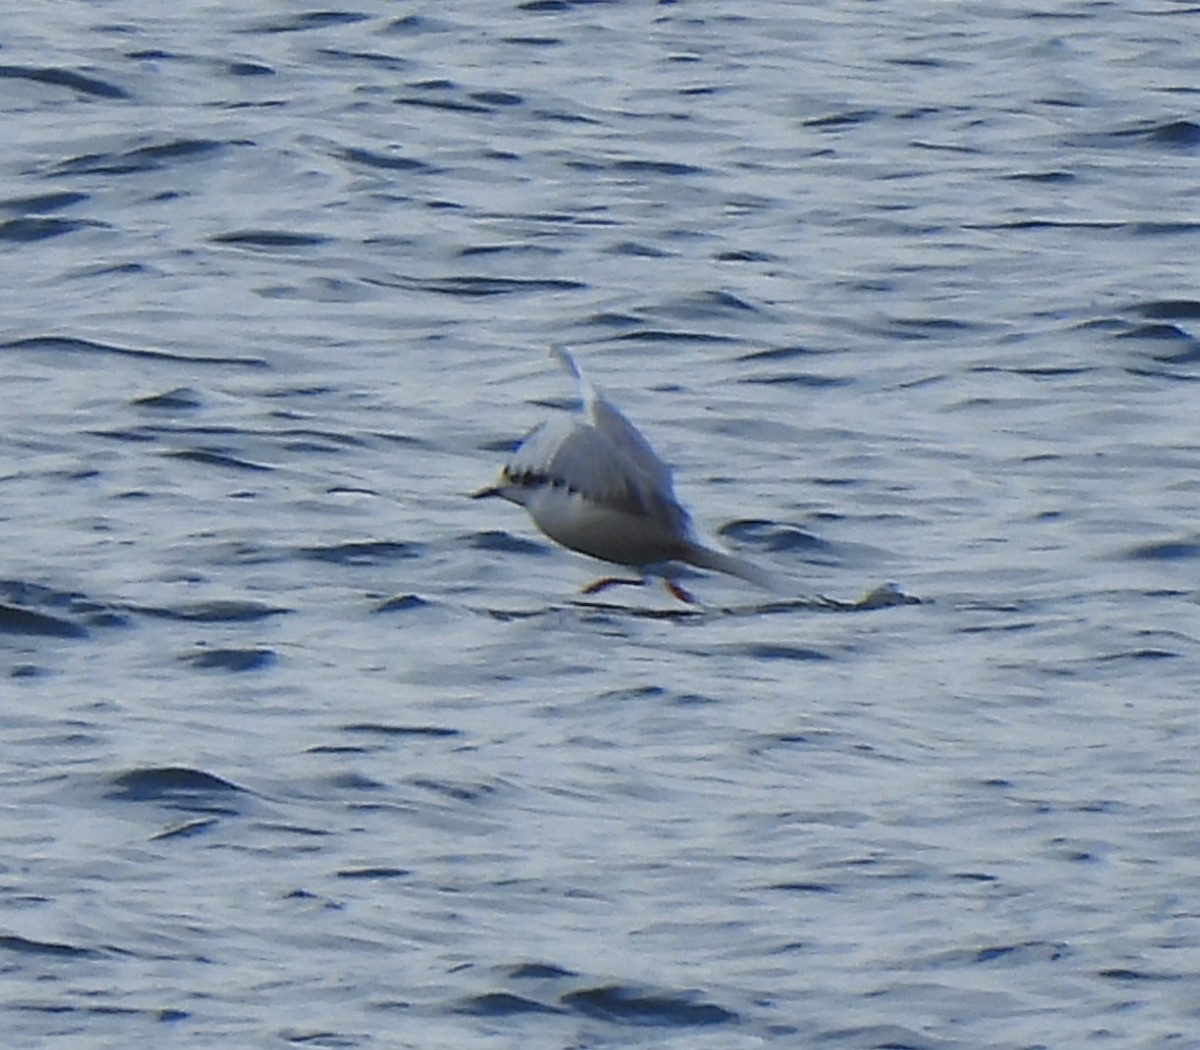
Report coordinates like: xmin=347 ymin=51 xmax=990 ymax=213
xmin=505 ymin=416 xmax=641 ymax=514
xmin=551 ymin=346 xmax=678 ymax=500
xmin=504 ymin=352 xmax=693 ymax=537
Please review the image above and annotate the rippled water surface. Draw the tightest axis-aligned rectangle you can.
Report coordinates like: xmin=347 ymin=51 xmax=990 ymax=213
xmin=3 ymin=2 xmax=1200 ymax=1047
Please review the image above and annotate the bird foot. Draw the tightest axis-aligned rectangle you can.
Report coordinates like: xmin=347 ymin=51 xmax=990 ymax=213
xmin=663 ymin=578 xmax=698 ymax=604
xmin=581 ymin=576 xmax=646 ymax=596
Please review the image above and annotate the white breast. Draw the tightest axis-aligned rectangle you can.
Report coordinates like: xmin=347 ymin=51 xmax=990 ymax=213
xmin=525 ymin=484 xmax=685 ymax=568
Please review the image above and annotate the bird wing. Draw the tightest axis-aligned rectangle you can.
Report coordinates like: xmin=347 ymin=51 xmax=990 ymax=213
xmin=508 ymin=415 xmax=691 ymax=536
xmin=551 ymin=346 xmax=677 ymax=498
xmin=506 ymin=417 xmax=644 ymax=512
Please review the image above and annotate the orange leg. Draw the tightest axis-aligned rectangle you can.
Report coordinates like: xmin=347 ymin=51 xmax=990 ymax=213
xmin=581 ymin=575 xmax=645 ymax=596
xmin=664 ymin=578 xmax=698 ymax=604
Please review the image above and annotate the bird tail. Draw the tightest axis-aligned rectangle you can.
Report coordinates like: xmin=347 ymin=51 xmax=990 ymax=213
xmin=681 ymin=542 xmax=777 ymax=592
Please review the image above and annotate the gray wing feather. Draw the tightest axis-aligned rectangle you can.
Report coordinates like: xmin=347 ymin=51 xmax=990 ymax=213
xmin=586 ymin=391 xmax=676 ymax=496
xmin=508 ymin=415 xmax=691 ymax=535
xmin=552 ymin=345 xmax=677 ymax=495
xmin=506 ymin=417 xmax=629 ymax=505
xmin=506 ymin=346 xmax=690 ymax=535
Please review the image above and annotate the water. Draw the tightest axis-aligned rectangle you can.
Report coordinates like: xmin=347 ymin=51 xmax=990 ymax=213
xmin=2 ymin=1 xmax=1199 ymax=1046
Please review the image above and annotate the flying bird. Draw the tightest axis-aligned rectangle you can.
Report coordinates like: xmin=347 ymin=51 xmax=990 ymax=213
xmin=474 ymin=347 xmax=775 ymax=602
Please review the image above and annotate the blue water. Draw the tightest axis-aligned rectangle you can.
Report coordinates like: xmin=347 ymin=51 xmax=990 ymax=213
xmin=3 ymin=2 xmax=1199 ymax=1046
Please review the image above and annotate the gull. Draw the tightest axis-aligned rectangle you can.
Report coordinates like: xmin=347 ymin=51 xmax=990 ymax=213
xmin=473 ymin=347 xmax=775 ymax=602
